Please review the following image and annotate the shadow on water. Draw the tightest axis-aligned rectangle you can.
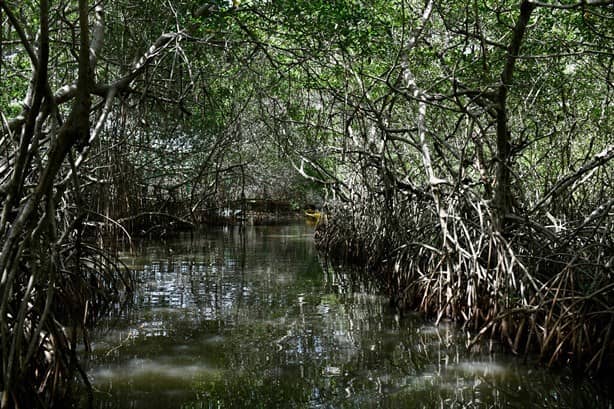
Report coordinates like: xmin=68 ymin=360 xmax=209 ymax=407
xmin=83 ymin=224 xmax=613 ymax=409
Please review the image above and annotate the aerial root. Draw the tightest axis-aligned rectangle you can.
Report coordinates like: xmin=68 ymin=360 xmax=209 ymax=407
xmin=316 ymin=195 xmax=613 ymax=372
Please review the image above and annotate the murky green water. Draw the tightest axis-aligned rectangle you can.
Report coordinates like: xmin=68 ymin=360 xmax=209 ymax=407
xmin=85 ymin=224 xmax=612 ymax=408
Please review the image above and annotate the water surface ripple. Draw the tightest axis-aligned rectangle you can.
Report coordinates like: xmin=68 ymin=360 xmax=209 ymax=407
xmin=85 ymin=224 xmax=612 ymax=408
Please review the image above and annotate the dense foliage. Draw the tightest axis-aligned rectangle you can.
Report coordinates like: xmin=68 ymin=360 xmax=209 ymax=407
xmin=1 ymin=0 xmax=612 ymax=406
xmin=247 ymin=0 xmax=613 ymax=373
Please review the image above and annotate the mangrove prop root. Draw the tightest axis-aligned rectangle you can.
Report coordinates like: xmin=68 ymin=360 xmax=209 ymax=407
xmin=316 ymin=195 xmax=613 ymax=372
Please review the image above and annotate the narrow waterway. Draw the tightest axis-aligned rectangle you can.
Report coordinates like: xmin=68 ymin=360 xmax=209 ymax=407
xmin=84 ymin=224 xmax=611 ymax=408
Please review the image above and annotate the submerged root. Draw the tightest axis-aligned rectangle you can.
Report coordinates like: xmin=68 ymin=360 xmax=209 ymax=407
xmin=0 ymin=220 xmax=132 ymax=409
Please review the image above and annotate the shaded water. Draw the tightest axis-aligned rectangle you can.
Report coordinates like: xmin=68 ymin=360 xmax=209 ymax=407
xmin=85 ymin=224 xmax=611 ymax=408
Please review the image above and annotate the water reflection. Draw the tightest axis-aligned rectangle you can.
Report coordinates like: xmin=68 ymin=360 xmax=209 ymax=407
xmin=85 ymin=224 xmax=612 ymax=409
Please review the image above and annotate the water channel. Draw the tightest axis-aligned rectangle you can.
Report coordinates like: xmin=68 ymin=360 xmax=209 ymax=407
xmin=84 ymin=224 xmax=612 ymax=408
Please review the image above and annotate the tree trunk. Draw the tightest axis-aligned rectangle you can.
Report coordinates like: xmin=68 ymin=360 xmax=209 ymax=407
xmin=493 ymin=0 xmax=535 ymax=233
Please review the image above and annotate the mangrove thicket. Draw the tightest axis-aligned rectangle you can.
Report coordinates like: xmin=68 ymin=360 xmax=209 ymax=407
xmin=0 ymin=0 xmax=612 ymax=407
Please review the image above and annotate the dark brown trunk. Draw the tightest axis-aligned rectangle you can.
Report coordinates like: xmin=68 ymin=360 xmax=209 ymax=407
xmin=493 ymin=0 xmax=535 ymax=233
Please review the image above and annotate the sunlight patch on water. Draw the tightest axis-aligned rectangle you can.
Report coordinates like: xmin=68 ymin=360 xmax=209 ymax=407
xmin=264 ymin=233 xmax=314 ymax=240
xmin=455 ymin=361 xmax=508 ymax=377
xmin=91 ymin=358 xmax=221 ymax=383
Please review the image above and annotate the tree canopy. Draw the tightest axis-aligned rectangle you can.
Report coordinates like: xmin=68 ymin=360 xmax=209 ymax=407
xmin=1 ymin=0 xmax=613 ymax=406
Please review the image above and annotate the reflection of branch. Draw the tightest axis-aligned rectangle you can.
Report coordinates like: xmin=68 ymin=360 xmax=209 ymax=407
xmin=105 ymin=330 xmax=137 ymax=357
xmin=117 ymin=211 xmax=194 ymax=227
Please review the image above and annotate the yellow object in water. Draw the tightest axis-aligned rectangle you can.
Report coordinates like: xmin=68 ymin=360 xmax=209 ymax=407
xmin=304 ymin=210 xmax=321 ymax=223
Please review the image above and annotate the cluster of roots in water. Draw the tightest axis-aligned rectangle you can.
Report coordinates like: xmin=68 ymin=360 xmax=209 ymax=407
xmin=0 ymin=220 xmax=133 ymax=409
xmin=315 ymin=194 xmax=614 ymax=373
